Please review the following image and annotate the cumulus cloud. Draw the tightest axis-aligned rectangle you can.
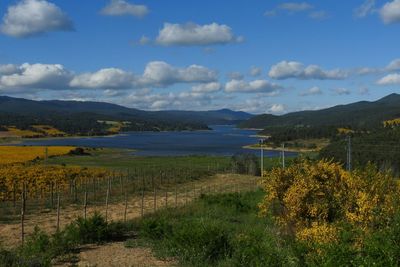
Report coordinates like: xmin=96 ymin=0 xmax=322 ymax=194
xmin=0 ymin=0 xmax=73 ymax=38
xmin=140 ymin=61 xmax=218 ymax=87
xmin=386 ymin=58 xmax=400 ymax=71
xmin=0 ymin=61 xmax=218 ymax=92
xmin=377 ymin=73 xmax=400 ymax=85
xmin=191 ymin=82 xmax=221 ymax=93
xmin=268 ymin=104 xmax=286 ymax=114
xmin=380 ymin=0 xmax=400 ymax=24
xmin=0 ymin=63 xmax=72 ymax=90
xmin=300 ymin=86 xmax=322 ymax=96
xmin=70 ymin=68 xmax=136 ymax=89
xmin=224 ymin=79 xmax=282 ymax=94
xmin=268 ymin=61 xmax=348 ymax=80
xmin=250 ymin=66 xmax=262 ymax=77
xmin=156 ymin=22 xmax=242 ymax=46
xmin=354 ymin=0 xmax=376 ymax=18
xmin=138 ymin=35 xmax=151 ymax=45
xmin=100 ymin=0 xmax=149 ymax=18
xmin=0 ymin=64 xmax=19 ymax=75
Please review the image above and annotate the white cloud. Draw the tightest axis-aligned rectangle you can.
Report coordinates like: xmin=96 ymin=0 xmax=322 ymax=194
xmin=70 ymin=68 xmax=136 ymax=89
xmin=100 ymin=0 xmax=149 ymax=18
xmin=377 ymin=73 xmax=400 ymax=85
xmin=354 ymin=0 xmax=376 ymax=18
xmin=0 ymin=0 xmax=73 ymax=38
xmin=140 ymin=61 xmax=218 ymax=87
xmin=250 ymin=66 xmax=262 ymax=77
xmin=386 ymin=58 xmax=400 ymax=71
xmin=224 ymin=79 xmax=282 ymax=94
xmin=0 ymin=61 xmax=218 ymax=92
xmin=0 ymin=63 xmax=72 ymax=90
xmin=333 ymin=88 xmax=351 ymax=95
xmin=0 ymin=64 xmax=19 ymax=75
xmin=278 ymin=2 xmax=313 ymax=12
xmin=191 ymin=82 xmax=221 ymax=93
xmin=268 ymin=61 xmax=348 ymax=80
xmin=380 ymin=0 xmax=400 ymax=24
xmin=268 ymin=104 xmax=286 ymax=114
xmin=156 ymin=22 xmax=241 ymax=46
xmin=300 ymin=86 xmax=322 ymax=96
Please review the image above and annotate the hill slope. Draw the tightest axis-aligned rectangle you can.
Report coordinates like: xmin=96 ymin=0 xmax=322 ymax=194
xmin=0 ymin=96 xmax=253 ymax=136
xmin=239 ymin=93 xmax=400 ymax=129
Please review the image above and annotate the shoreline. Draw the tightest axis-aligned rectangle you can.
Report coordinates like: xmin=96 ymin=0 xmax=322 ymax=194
xmin=243 ymin=145 xmax=318 ymax=153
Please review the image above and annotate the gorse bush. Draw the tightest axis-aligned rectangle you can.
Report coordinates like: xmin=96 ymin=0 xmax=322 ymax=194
xmin=259 ymin=159 xmax=399 ymax=249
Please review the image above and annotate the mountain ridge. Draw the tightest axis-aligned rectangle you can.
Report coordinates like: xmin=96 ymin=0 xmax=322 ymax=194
xmin=239 ymin=93 xmax=400 ymax=129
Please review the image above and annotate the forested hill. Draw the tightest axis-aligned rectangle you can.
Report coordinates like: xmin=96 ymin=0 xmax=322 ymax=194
xmin=239 ymin=93 xmax=400 ymax=129
xmin=0 ymin=96 xmax=253 ymax=136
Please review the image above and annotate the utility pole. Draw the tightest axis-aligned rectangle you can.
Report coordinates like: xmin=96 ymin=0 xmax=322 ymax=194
xmin=347 ymin=136 xmax=351 ymax=172
xmin=282 ymin=143 xmax=285 ymax=169
xmin=260 ymin=139 xmax=264 ymax=177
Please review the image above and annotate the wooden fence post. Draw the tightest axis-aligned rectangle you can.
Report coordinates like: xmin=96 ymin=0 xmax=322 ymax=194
xmin=124 ymin=191 xmax=128 ymax=222
xmin=153 ymin=187 xmax=157 ymax=212
xmin=84 ymin=190 xmax=88 ymax=220
xmin=56 ymin=182 xmax=60 ymax=232
xmin=105 ymin=177 xmax=110 ymax=223
xmin=21 ymin=181 xmax=26 ymax=245
xmin=141 ymin=189 xmax=144 ymax=217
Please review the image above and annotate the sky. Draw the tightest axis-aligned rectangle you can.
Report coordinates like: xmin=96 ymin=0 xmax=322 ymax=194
xmin=0 ymin=0 xmax=400 ymax=114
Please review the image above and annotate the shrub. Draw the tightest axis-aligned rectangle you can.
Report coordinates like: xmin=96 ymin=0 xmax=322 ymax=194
xmin=259 ymin=160 xmax=399 ymax=247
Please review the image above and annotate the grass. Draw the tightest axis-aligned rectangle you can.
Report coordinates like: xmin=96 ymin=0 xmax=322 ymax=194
xmin=131 ymin=190 xmax=299 ymax=266
xmin=45 ymin=148 xmax=232 ymax=171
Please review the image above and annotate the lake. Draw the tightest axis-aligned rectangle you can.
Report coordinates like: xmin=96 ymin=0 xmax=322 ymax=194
xmin=20 ymin=125 xmax=296 ymax=157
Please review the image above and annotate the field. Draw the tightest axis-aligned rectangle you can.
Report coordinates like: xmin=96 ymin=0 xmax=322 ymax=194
xmin=0 ymin=146 xmax=76 ymax=164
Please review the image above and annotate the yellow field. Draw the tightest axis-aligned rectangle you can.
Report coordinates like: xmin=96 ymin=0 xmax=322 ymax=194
xmin=0 ymin=146 xmax=76 ymax=165
xmin=32 ymin=125 xmax=66 ymax=136
xmin=6 ymin=126 xmax=43 ymax=138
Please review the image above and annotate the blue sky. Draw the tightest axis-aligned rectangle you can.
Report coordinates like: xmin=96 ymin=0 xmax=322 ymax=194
xmin=0 ymin=0 xmax=400 ymax=114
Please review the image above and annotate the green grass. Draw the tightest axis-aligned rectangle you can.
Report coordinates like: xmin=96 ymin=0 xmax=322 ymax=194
xmin=132 ymin=190 xmax=300 ymax=266
xmin=45 ymin=148 xmax=231 ymax=171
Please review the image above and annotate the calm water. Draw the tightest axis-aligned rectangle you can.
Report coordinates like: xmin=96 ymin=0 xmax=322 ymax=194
xmin=20 ymin=125 xmax=295 ymax=157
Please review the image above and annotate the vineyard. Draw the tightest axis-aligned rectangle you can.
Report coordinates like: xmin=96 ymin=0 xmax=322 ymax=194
xmin=0 ymin=147 xmax=254 ymax=248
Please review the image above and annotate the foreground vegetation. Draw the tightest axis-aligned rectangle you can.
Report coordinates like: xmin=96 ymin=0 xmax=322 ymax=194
xmin=3 ymin=162 xmax=400 ymax=267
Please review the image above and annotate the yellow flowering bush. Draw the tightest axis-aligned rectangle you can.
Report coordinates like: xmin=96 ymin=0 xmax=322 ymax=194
xmin=259 ymin=160 xmax=398 ymax=245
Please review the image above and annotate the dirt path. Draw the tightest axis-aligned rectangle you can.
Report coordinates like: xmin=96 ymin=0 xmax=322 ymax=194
xmin=60 ymin=242 xmax=176 ymax=267
xmin=0 ymin=174 xmax=258 ymax=248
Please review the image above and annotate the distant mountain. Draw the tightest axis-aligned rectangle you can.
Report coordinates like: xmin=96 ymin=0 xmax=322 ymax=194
xmin=0 ymin=96 xmax=253 ymax=134
xmin=239 ymin=93 xmax=400 ymax=129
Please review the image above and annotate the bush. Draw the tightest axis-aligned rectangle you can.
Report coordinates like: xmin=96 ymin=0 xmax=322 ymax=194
xmin=259 ymin=159 xmax=399 ymax=246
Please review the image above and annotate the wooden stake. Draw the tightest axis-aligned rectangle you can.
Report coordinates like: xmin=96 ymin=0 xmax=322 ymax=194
xmin=84 ymin=191 xmax=88 ymax=220
xmin=21 ymin=181 xmax=26 ymax=245
xmin=141 ymin=189 xmax=144 ymax=217
xmin=105 ymin=178 xmax=110 ymax=222
xmin=124 ymin=191 xmax=128 ymax=222
xmin=153 ymin=187 xmax=157 ymax=212
xmin=56 ymin=183 xmax=60 ymax=232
